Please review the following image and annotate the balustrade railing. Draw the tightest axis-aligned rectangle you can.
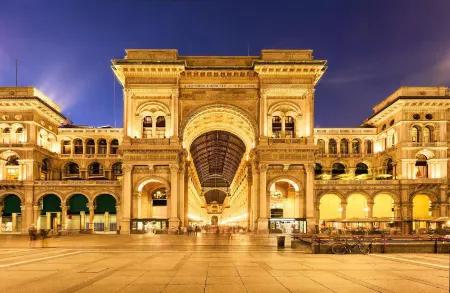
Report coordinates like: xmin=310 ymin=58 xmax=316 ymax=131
xmin=131 ymin=138 xmax=170 ymax=145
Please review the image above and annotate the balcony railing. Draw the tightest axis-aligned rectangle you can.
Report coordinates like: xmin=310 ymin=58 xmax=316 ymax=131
xmin=59 ymin=153 xmax=120 ymax=159
xmin=402 ymin=142 xmax=447 ymax=148
xmin=130 ymin=138 xmax=170 ymax=145
xmin=0 ymin=180 xmax=23 ymax=186
xmin=269 ymin=138 xmax=307 ymax=144
xmin=34 ymin=180 xmax=120 ymax=185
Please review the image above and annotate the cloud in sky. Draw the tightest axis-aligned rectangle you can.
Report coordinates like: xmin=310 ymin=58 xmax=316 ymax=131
xmin=403 ymin=50 xmax=450 ymax=86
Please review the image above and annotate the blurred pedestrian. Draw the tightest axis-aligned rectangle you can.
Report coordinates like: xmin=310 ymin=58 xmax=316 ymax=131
xmin=28 ymin=224 xmax=37 ymax=248
xmin=40 ymin=229 xmax=49 ymax=248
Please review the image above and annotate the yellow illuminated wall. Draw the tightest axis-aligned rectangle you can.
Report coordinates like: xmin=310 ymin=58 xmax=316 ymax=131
xmin=373 ymin=194 xmax=394 ymax=218
xmin=346 ymin=194 xmax=367 ymax=218
xmin=412 ymin=194 xmax=431 ymax=219
xmin=319 ymin=194 xmax=341 ymax=220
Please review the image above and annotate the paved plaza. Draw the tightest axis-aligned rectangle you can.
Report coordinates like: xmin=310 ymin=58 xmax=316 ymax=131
xmin=0 ymin=234 xmax=448 ymax=293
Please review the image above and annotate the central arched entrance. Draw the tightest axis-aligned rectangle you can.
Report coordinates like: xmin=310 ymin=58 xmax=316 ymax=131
xmin=182 ymin=105 xmax=257 ymax=232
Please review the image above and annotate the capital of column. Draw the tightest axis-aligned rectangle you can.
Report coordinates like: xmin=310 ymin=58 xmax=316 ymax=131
xmin=122 ymin=164 xmax=132 ymax=173
xmin=115 ymin=205 xmax=121 ymax=212
xmin=170 ymin=164 xmax=179 ymax=173
xmin=33 ymin=205 xmax=41 ymax=211
xmin=259 ymin=164 xmax=268 ymax=173
xmin=304 ymin=164 xmax=315 ymax=173
xmin=61 ymin=205 xmax=68 ymax=212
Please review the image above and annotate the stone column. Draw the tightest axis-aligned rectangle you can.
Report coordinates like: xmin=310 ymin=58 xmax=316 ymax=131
xmin=281 ymin=116 xmax=286 ymax=137
xmin=340 ymin=202 xmax=347 ymax=219
xmin=171 ymin=91 xmax=179 ymax=139
xmin=305 ymin=164 xmax=316 ymax=233
xmin=120 ymin=164 xmax=132 ymax=233
xmin=257 ymin=164 xmax=268 ymax=233
xmin=267 ymin=115 xmax=273 ymax=137
xmin=115 ymin=205 xmax=121 ymax=232
xmin=165 ymin=115 xmax=171 ymax=138
xmin=294 ymin=116 xmax=301 ymax=138
xmin=394 ymin=203 xmax=401 ymax=220
xmin=12 ymin=213 xmax=17 ymax=232
xmin=104 ymin=211 xmax=110 ymax=232
xmin=61 ymin=205 xmax=68 ymax=230
xmin=24 ymin=186 xmax=33 ymax=233
xmin=251 ymin=163 xmax=259 ymax=232
xmin=89 ymin=205 xmax=95 ymax=230
xmin=151 ymin=115 xmax=157 ymax=138
xmin=33 ymin=205 xmax=41 ymax=227
xmin=137 ymin=192 xmax=142 ymax=219
xmin=169 ymin=164 xmax=180 ymax=231
xmin=0 ymin=205 xmax=3 ymax=233
xmin=183 ymin=164 xmax=189 ymax=227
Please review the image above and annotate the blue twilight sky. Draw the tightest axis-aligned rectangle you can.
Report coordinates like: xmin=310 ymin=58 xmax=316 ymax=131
xmin=0 ymin=0 xmax=449 ymax=128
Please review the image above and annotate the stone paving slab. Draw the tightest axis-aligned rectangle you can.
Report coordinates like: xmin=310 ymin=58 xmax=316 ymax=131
xmin=0 ymin=234 xmax=448 ymax=292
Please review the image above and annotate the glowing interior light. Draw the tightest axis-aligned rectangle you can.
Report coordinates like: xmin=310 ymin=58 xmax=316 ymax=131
xmin=188 ymin=214 xmax=201 ymax=221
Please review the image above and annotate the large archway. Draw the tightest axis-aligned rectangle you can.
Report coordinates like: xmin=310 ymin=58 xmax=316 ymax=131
xmin=0 ymin=194 xmax=22 ymax=233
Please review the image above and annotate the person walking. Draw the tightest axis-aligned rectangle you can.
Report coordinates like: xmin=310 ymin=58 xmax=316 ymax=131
xmin=40 ymin=229 xmax=49 ymax=248
xmin=195 ymin=225 xmax=200 ymax=236
xmin=28 ymin=224 xmax=37 ymax=248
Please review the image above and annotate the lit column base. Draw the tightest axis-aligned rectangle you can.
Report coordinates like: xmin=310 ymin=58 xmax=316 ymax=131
xmin=169 ymin=217 xmax=180 ymax=234
xmin=307 ymin=218 xmax=318 ymax=234
xmin=119 ymin=219 xmax=131 ymax=234
xmin=257 ymin=218 xmax=269 ymax=234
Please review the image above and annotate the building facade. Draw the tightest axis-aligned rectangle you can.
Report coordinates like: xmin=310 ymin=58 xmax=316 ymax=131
xmin=0 ymin=49 xmax=449 ymax=235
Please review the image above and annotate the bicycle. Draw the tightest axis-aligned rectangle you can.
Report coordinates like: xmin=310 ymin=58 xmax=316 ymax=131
xmin=331 ymin=236 xmax=369 ymax=255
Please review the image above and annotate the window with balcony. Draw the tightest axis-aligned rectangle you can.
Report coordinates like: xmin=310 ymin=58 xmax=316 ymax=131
xmin=317 ymin=139 xmax=325 ymax=154
xmin=415 ymin=154 xmax=428 ymax=179
xmin=329 ymin=139 xmax=337 ymax=154
xmin=285 ymin=116 xmax=295 ymax=138
xmin=64 ymin=162 xmax=80 ymax=179
xmin=62 ymin=140 xmax=71 ymax=154
xmin=355 ymin=163 xmax=369 ymax=175
xmin=411 ymin=126 xmax=420 ymax=142
xmin=98 ymin=139 xmax=107 ymax=154
xmin=352 ymin=139 xmax=360 ymax=154
xmin=272 ymin=116 xmax=282 ymax=138
xmin=331 ymin=163 xmax=346 ymax=176
xmin=74 ymin=139 xmax=83 ymax=154
xmin=86 ymin=139 xmax=95 ymax=154
xmin=365 ymin=140 xmax=373 ymax=154
xmin=110 ymin=139 xmax=119 ymax=154
xmin=5 ymin=155 xmax=19 ymax=180
xmin=88 ymin=162 xmax=104 ymax=179
xmin=111 ymin=162 xmax=122 ymax=180
xmin=340 ymin=139 xmax=349 ymax=154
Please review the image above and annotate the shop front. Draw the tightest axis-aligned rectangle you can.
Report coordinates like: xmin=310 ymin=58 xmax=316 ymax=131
xmin=269 ymin=218 xmax=306 ymax=234
xmin=130 ymin=218 xmax=168 ymax=234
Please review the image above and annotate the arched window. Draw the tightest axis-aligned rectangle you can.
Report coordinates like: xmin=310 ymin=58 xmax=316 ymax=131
xmin=62 ymin=140 xmax=71 ymax=154
xmin=74 ymin=139 xmax=83 ymax=154
xmin=285 ymin=116 xmax=295 ymax=138
xmin=98 ymin=139 xmax=107 ymax=154
xmin=317 ymin=139 xmax=325 ymax=154
xmin=143 ymin=116 xmax=152 ymax=127
xmin=423 ymin=126 xmax=433 ymax=143
xmin=64 ymin=162 xmax=80 ymax=178
xmin=41 ymin=159 xmax=50 ymax=180
xmin=315 ymin=163 xmax=323 ymax=176
xmin=111 ymin=162 xmax=122 ymax=180
xmin=88 ymin=162 xmax=104 ymax=178
xmin=385 ymin=158 xmax=393 ymax=176
xmin=272 ymin=116 xmax=282 ymax=138
xmin=355 ymin=163 xmax=369 ymax=175
xmin=3 ymin=128 xmax=10 ymax=134
xmin=415 ymin=154 xmax=428 ymax=178
xmin=411 ymin=126 xmax=420 ymax=142
xmin=329 ymin=139 xmax=337 ymax=154
xmin=352 ymin=139 xmax=360 ymax=154
xmin=110 ymin=139 xmax=119 ymax=155
xmin=156 ymin=116 xmax=166 ymax=127
xmin=365 ymin=140 xmax=373 ymax=154
xmin=332 ymin=163 xmax=346 ymax=176
xmin=86 ymin=139 xmax=95 ymax=154
xmin=5 ymin=155 xmax=19 ymax=180
xmin=16 ymin=128 xmax=23 ymax=133
xmin=340 ymin=139 xmax=349 ymax=154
